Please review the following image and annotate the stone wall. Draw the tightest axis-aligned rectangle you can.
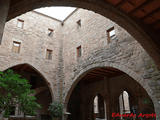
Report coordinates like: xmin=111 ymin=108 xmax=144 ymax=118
xmin=0 ymin=11 xmax=63 ymax=100
xmin=67 ymin=74 xmax=155 ymax=120
xmin=62 ymin=9 xmax=160 ymax=118
xmin=0 ymin=8 xmax=160 ymax=119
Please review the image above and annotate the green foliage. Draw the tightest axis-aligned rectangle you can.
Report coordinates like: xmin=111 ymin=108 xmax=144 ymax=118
xmin=19 ymin=93 xmax=41 ymax=116
xmin=48 ymin=101 xmax=63 ymax=118
xmin=0 ymin=69 xmax=41 ymax=117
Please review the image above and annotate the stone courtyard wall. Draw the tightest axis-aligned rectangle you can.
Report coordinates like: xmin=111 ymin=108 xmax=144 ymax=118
xmin=0 ymin=11 xmax=64 ymax=100
xmin=0 ymin=8 xmax=160 ymax=119
xmin=62 ymin=9 xmax=160 ymax=118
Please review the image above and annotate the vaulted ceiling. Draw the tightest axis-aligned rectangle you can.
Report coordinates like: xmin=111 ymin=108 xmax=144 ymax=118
xmin=82 ymin=67 xmax=124 ymax=84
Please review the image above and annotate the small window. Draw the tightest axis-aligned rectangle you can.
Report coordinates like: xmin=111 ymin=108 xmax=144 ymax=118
xmin=12 ymin=41 xmax=21 ymax=53
xmin=77 ymin=19 xmax=81 ymax=26
xmin=77 ymin=46 xmax=81 ymax=58
xmin=48 ymin=28 xmax=54 ymax=36
xmin=94 ymin=96 xmax=99 ymax=114
xmin=93 ymin=95 xmax=106 ymax=119
xmin=107 ymin=27 xmax=115 ymax=43
xmin=46 ymin=49 xmax=52 ymax=60
xmin=119 ymin=91 xmax=130 ymax=114
xmin=17 ymin=19 xmax=24 ymax=28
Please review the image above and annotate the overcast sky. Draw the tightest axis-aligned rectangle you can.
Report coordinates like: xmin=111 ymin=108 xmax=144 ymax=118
xmin=35 ymin=7 xmax=76 ymax=21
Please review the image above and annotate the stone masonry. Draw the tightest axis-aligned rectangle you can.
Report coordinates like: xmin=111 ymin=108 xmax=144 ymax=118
xmin=0 ymin=8 xmax=160 ymax=119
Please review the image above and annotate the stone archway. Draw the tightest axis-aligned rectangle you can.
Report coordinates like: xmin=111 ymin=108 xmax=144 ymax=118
xmin=2 ymin=62 xmax=54 ymax=100
xmin=64 ymin=62 xmax=159 ymax=120
xmin=4 ymin=63 xmax=53 ymax=119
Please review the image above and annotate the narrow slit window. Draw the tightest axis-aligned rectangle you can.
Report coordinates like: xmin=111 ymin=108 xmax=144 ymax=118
xmin=119 ymin=91 xmax=131 ymax=114
xmin=93 ymin=95 xmax=106 ymax=119
xmin=46 ymin=49 xmax=52 ymax=60
xmin=77 ymin=46 xmax=81 ymax=58
xmin=107 ymin=27 xmax=115 ymax=43
xmin=123 ymin=91 xmax=130 ymax=113
xmin=17 ymin=19 xmax=24 ymax=28
xmin=12 ymin=41 xmax=21 ymax=53
xmin=94 ymin=96 xmax=99 ymax=114
xmin=48 ymin=28 xmax=54 ymax=36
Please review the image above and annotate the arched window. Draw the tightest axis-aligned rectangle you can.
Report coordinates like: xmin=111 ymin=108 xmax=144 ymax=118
xmin=94 ymin=96 xmax=99 ymax=114
xmin=119 ymin=91 xmax=130 ymax=114
xmin=93 ymin=95 xmax=106 ymax=120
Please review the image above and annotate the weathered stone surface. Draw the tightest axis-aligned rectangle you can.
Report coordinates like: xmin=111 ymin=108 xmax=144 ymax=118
xmin=0 ymin=9 xmax=160 ymax=119
xmin=6 ymin=0 xmax=160 ymax=70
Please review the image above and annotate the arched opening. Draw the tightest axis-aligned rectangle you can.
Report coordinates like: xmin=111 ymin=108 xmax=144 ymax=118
xmin=93 ymin=94 xmax=106 ymax=120
xmin=94 ymin=96 xmax=99 ymax=115
xmin=67 ymin=67 xmax=156 ymax=120
xmin=5 ymin=63 xmax=52 ymax=120
xmin=0 ymin=1 xmax=159 ymax=120
xmin=119 ymin=91 xmax=131 ymax=115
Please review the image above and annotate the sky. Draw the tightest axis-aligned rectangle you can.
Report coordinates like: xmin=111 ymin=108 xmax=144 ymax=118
xmin=35 ymin=7 xmax=77 ymax=21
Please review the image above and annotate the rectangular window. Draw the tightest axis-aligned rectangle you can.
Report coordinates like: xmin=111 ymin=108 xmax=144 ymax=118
xmin=48 ymin=28 xmax=54 ymax=36
xmin=46 ymin=49 xmax=52 ymax=60
xmin=12 ymin=41 xmax=21 ymax=53
xmin=17 ymin=19 xmax=24 ymax=28
xmin=77 ymin=46 xmax=81 ymax=58
xmin=107 ymin=27 xmax=115 ymax=43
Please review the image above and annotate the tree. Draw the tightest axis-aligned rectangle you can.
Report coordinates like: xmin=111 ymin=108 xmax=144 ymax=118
xmin=19 ymin=93 xmax=41 ymax=117
xmin=0 ymin=69 xmax=40 ymax=118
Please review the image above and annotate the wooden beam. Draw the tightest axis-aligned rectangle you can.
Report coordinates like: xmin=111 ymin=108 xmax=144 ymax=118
xmin=154 ymin=25 xmax=160 ymax=30
xmin=127 ymin=0 xmax=135 ymax=6
xmin=97 ymin=68 xmax=116 ymax=74
xmin=141 ymin=7 xmax=160 ymax=20
xmin=84 ymin=74 xmax=102 ymax=79
xmin=103 ymin=67 xmax=122 ymax=72
xmin=128 ymin=0 xmax=151 ymax=14
xmin=87 ymin=72 xmax=101 ymax=76
xmin=116 ymin=0 xmax=135 ymax=8
xmin=91 ymin=71 xmax=109 ymax=76
xmin=116 ymin=0 xmax=125 ymax=7
xmin=151 ymin=19 xmax=160 ymax=25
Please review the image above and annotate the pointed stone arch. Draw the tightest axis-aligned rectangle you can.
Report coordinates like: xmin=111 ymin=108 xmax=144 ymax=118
xmin=64 ymin=62 xmax=159 ymax=119
xmin=3 ymin=63 xmax=54 ymax=101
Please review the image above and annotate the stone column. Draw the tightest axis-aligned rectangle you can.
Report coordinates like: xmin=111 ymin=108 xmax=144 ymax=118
xmin=105 ymin=77 xmax=112 ymax=120
xmin=0 ymin=0 xmax=10 ymax=44
xmin=15 ymin=104 xmax=19 ymax=116
xmin=80 ymin=85 xmax=86 ymax=120
xmin=105 ymin=96 xmax=112 ymax=120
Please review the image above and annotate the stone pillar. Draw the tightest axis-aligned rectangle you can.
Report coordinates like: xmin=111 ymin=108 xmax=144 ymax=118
xmin=0 ymin=0 xmax=10 ymax=44
xmin=80 ymin=85 xmax=86 ymax=120
xmin=15 ymin=104 xmax=19 ymax=116
xmin=105 ymin=77 xmax=112 ymax=120
xmin=105 ymin=97 xmax=111 ymax=120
